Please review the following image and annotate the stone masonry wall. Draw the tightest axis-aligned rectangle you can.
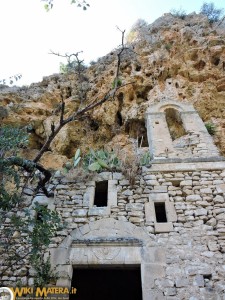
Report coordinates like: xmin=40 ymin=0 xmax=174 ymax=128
xmin=1 ymin=165 xmax=225 ymax=299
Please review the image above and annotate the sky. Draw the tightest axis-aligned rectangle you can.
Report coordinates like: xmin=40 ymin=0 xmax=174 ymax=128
xmin=0 ymin=0 xmax=224 ymax=86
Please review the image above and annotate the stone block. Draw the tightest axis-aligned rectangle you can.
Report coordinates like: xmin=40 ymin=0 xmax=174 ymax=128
xmin=144 ymin=174 xmax=157 ymax=180
xmin=142 ymin=289 xmax=165 ymax=300
xmin=175 ymin=277 xmax=189 ymax=287
xmin=108 ymin=180 xmax=118 ymax=206
xmin=153 ymin=186 xmax=168 ymax=192
xmin=73 ymin=218 xmax=87 ymax=223
xmin=164 ymin=287 xmax=177 ymax=296
xmin=128 ymin=211 xmax=144 ymax=217
xmin=201 ymin=287 xmax=221 ymax=299
xmin=113 ymin=172 xmax=124 ymax=180
xmin=180 ymin=180 xmax=192 ymax=186
xmin=155 ymin=278 xmax=174 ymax=288
xmin=186 ymin=194 xmax=202 ymax=201
xmin=126 ymin=203 xmax=144 ymax=211
xmin=200 ymin=188 xmax=212 ymax=194
xmin=72 ymin=209 xmax=87 ymax=217
xmin=194 ymin=208 xmax=207 ymax=216
xmin=119 ymin=179 xmax=130 ymax=185
xmin=129 ymin=217 xmax=144 ymax=223
xmin=32 ymin=194 xmax=49 ymax=205
xmin=166 ymin=201 xmax=177 ymax=222
xmin=206 ymin=218 xmax=217 ymax=226
xmin=213 ymin=180 xmax=224 ymax=184
xmin=155 ymin=222 xmax=173 ymax=233
xmin=216 ymin=184 xmax=225 ymax=193
xmin=88 ymin=207 xmax=110 ymax=216
xmin=79 ymin=224 xmax=90 ymax=235
xmin=149 ymin=193 xmax=169 ymax=202
xmin=216 ymin=213 xmax=225 ymax=220
xmin=142 ymin=263 xmax=165 ymax=289
xmin=50 ymin=248 xmax=70 ymax=266
xmin=83 ymin=186 xmax=95 ymax=207
xmin=56 ymin=278 xmax=71 ymax=287
xmin=122 ymin=189 xmax=133 ymax=196
xmin=145 ymin=202 xmax=156 ymax=223
xmin=94 ymin=172 xmax=112 ymax=180
xmin=213 ymin=195 xmax=224 ymax=203
xmin=56 ymin=264 xmax=73 ymax=279
xmin=146 ymin=180 xmax=159 ymax=185
xmin=142 ymin=247 xmax=166 ymax=264
xmin=56 ymin=184 xmax=69 ymax=190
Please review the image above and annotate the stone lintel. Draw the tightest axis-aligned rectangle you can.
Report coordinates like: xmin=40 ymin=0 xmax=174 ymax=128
xmin=88 ymin=206 xmax=110 ymax=216
xmin=71 ymin=237 xmax=142 ymax=247
xmin=154 ymin=222 xmax=173 ymax=233
xmin=149 ymin=193 xmax=169 ymax=202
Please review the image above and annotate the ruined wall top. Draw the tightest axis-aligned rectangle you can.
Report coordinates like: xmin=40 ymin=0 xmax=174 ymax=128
xmin=146 ymin=100 xmax=220 ymax=161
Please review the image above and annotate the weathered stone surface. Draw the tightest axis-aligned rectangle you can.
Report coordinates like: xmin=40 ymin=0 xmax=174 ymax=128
xmin=194 ymin=208 xmax=207 ymax=216
xmin=193 ymin=275 xmax=204 ymax=287
xmin=180 ymin=180 xmax=193 ymax=186
xmin=186 ymin=195 xmax=202 ymax=202
xmin=175 ymin=277 xmax=189 ymax=287
xmin=200 ymin=188 xmax=212 ymax=194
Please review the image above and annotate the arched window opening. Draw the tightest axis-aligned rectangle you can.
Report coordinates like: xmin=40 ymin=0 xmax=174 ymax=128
xmin=165 ymin=108 xmax=186 ymax=141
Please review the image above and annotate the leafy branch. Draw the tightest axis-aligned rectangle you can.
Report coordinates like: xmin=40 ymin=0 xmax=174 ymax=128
xmin=0 ymin=74 xmax=22 ymax=86
xmin=42 ymin=0 xmax=90 ymax=11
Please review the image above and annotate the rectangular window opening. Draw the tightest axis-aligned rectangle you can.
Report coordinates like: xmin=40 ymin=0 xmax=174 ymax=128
xmin=94 ymin=181 xmax=108 ymax=207
xmin=154 ymin=202 xmax=167 ymax=222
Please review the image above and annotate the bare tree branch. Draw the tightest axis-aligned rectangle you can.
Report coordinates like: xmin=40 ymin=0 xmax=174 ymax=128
xmin=34 ymin=30 xmax=132 ymax=165
xmin=1 ymin=30 xmax=134 ymax=197
xmin=5 ymin=157 xmax=53 ymax=196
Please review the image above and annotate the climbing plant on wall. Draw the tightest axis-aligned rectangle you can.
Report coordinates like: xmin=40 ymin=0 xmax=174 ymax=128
xmin=0 ymin=126 xmax=62 ymax=284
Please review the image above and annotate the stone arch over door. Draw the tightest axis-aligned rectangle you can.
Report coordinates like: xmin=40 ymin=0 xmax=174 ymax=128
xmin=50 ymin=218 xmax=166 ymax=300
xmin=146 ymin=100 xmax=219 ymax=160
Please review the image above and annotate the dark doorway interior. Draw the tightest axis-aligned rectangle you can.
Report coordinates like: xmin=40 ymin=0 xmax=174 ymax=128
xmin=70 ymin=266 xmax=142 ymax=300
xmin=154 ymin=202 xmax=167 ymax=223
xmin=94 ymin=181 xmax=108 ymax=207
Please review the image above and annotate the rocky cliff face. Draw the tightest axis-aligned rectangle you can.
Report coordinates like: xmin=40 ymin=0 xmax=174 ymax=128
xmin=1 ymin=12 xmax=225 ymax=169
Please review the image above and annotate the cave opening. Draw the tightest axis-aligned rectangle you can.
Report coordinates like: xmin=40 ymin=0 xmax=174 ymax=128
xmin=116 ymin=111 xmax=123 ymax=126
xmin=70 ymin=265 xmax=142 ymax=300
xmin=125 ymin=119 xmax=148 ymax=147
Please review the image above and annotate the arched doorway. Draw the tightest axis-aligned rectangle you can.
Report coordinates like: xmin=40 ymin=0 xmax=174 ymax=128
xmin=50 ymin=218 xmax=166 ymax=300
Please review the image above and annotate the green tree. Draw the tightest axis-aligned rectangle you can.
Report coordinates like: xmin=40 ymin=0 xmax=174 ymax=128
xmin=170 ymin=8 xmax=187 ymax=20
xmin=0 ymin=126 xmax=62 ymax=284
xmin=200 ymin=2 xmax=224 ymax=23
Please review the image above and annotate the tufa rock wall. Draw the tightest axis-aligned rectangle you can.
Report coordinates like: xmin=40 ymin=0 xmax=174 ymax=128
xmin=0 ymin=13 xmax=225 ymax=169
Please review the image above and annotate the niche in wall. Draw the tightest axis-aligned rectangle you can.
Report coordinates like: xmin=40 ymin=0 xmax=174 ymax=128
xmin=164 ymin=108 xmax=186 ymax=141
